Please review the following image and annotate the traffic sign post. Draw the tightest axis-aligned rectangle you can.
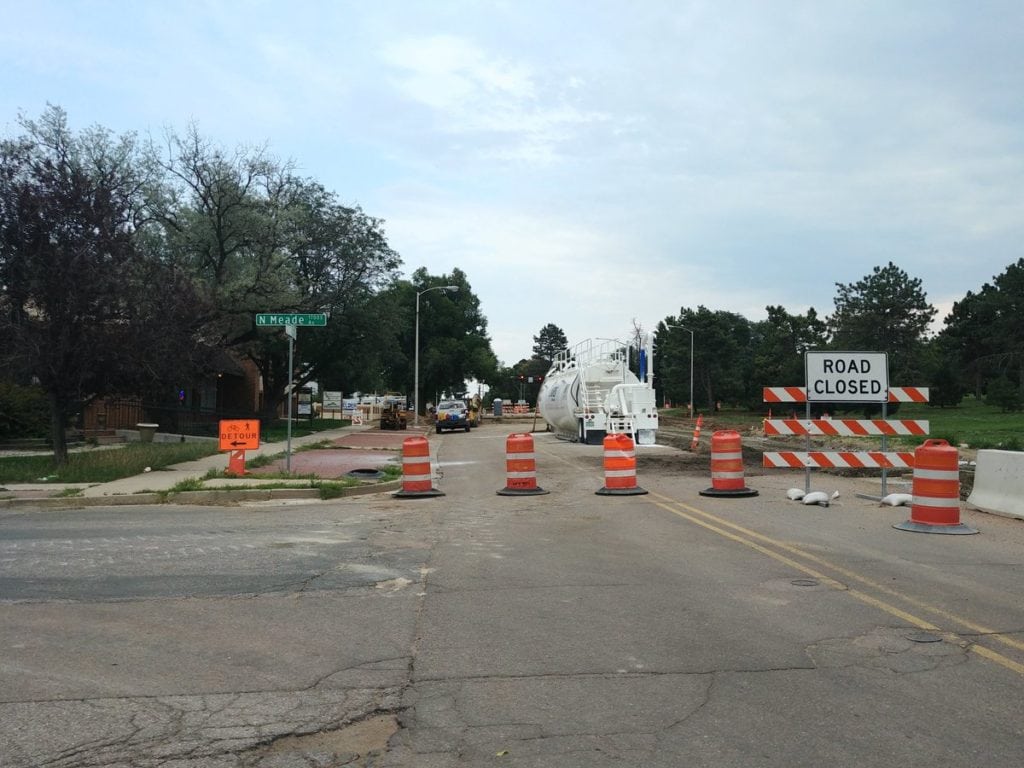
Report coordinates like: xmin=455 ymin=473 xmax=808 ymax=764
xmin=256 ymin=312 xmax=329 ymax=471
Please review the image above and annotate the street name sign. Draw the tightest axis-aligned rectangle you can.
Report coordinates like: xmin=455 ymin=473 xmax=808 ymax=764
xmin=255 ymin=313 xmax=327 ymax=327
xmin=218 ymin=419 xmax=261 ymax=451
xmin=805 ymin=351 xmax=888 ymax=402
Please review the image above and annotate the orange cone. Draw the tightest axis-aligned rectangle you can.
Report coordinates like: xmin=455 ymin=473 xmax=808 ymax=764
xmin=497 ymin=433 xmax=549 ymax=496
xmin=596 ymin=433 xmax=647 ymax=496
xmin=393 ymin=435 xmax=444 ymax=498
xmin=699 ymin=430 xmax=758 ymax=498
xmin=894 ymin=439 xmax=976 ymax=534
xmin=690 ymin=415 xmax=703 ymax=451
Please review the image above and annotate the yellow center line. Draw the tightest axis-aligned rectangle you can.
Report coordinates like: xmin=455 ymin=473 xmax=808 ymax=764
xmin=644 ymin=491 xmax=1024 ymax=677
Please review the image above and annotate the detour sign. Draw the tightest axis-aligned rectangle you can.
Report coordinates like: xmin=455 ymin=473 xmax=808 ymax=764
xmin=219 ymin=420 xmax=261 ymax=451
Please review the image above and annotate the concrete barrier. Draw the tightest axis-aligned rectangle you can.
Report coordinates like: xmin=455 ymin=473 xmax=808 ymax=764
xmin=966 ymin=449 xmax=1024 ymax=521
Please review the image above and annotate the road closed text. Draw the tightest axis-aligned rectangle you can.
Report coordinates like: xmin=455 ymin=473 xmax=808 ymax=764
xmin=805 ymin=352 xmax=888 ymax=402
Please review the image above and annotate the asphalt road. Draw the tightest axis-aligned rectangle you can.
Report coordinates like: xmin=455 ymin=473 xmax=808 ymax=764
xmin=1 ymin=422 xmax=1022 ymax=767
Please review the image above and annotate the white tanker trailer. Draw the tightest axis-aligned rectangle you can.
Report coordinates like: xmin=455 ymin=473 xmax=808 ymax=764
xmin=538 ymin=337 xmax=659 ymax=445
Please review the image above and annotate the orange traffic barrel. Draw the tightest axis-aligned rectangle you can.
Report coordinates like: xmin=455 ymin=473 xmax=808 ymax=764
xmin=393 ymin=435 xmax=444 ymax=498
xmin=497 ymin=433 xmax=549 ymax=496
xmin=699 ymin=430 xmax=758 ymax=498
xmin=690 ymin=414 xmax=703 ymax=451
xmin=894 ymin=439 xmax=976 ymax=534
xmin=596 ymin=433 xmax=647 ymax=496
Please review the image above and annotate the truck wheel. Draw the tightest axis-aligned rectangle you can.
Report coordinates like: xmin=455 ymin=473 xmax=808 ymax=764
xmin=436 ymin=425 xmax=442 ymax=434
xmin=464 ymin=424 xmax=470 ymax=432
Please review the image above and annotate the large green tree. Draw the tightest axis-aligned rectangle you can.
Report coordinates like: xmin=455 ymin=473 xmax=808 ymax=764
xmin=385 ymin=268 xmax=499 ymax=413
xmin=0 ymin=107 xmax=196 ymax=462
xmin=657 ymin=307 xmax=753 ymax=412
xmin=532 ymin=323 xmax=569 ymax=365
xmin=937 ymin=258 xmax=1024 ymax=400
xmin=828 ymin=263 xmax=936 ymax=384
xmin=750 ymin=305 xmax=829 ymax=401
xmin=151 ymin=129 xmax=402 ymax=418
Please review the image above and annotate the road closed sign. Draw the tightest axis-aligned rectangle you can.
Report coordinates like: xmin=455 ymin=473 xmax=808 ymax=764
xmin=218 ymin=419 xmax=261 ymax=451
xmin=805 ymin=351 xmax=888 ymax=402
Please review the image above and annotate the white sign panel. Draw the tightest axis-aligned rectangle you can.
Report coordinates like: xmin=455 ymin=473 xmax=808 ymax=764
xmin=322 ymin=391 xmax=343 ymax=410
xmin=805 ymin=351 xmax=888 ymax=402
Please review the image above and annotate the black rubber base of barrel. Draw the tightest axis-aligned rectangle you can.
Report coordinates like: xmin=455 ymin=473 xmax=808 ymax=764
xmin=893 ymin=520 xmax=978 ymax=535
xmin=393 ymin=488 xmax=445 ymax=498
xmin=596 ymin=486 xmax=649 ymax=496
xmin=497 ymin=487 xmax=550 ymax=496
xmin=699 ymin=487 xmax=759 ymax=498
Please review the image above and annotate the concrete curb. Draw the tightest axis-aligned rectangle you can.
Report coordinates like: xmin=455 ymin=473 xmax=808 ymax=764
xmin=0 ymin=480 xmax=402 ymax=509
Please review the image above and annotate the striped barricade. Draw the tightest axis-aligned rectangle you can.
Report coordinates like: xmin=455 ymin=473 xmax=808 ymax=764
xmin=762 ymin=386 xmax=929 ymax=404
xmin=763 ymin=451 xmax=916 ymax=470
xmin=764 ymin=419 xmax=929 ymax=438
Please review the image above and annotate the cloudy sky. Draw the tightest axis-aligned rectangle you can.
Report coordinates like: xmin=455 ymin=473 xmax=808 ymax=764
xmin=2 ymin=1 xmax=1022 ymax=366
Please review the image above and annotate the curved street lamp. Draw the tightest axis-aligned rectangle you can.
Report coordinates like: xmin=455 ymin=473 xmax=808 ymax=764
xmin=414 ymin=285 xmax=460 ymax=426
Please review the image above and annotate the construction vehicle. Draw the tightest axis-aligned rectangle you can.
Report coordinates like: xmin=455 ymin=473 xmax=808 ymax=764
xmin=538 ymin=337 xmax=659 ymax=445
xmin=379 ymin=402 xmax=409 ymax=430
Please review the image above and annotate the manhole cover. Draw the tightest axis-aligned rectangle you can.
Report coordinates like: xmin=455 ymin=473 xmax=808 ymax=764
xmin=791 ymin=578 xmax=820 ymax=587
xmin=347 ymin=468 xmax=384 ymax=479
xmin=907 ymin=631 xmax=943 ymax=644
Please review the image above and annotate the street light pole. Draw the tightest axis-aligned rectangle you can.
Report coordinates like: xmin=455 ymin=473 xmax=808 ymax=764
xmin=414 ymin=285 xmax=460 ymax=426
xmin=666 ymin=324 xmax=695 ymax=418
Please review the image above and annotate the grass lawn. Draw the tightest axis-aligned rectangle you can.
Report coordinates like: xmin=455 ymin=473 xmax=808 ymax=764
xmin=664 ymin=395 xmax=1024 ymax=450
xmin=0 ymin=442 xmax=221 ymax=484
xmin=0 ymin=418 xmax=354 ymax=485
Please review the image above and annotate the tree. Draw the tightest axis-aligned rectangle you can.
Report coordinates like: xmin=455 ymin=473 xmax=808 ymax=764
xmin=828 ymin=262 xmax=936 ymax=384
xmin=937 ymin=259 xmax=1024 ymax=400
xmin=657 ymin=307 xmax=752 ymax=412
xmin=532 ymin=323 xmax=568 ymax=366
xmin=384 ymin=268 xmax=499 ymax=411
xmin=151 ymin=129 xmax=402 ymax=418
xmin=0 ymin=107 xmax=194 ymax=463
xmin=750 ymin=305 xmax=829 ymax=406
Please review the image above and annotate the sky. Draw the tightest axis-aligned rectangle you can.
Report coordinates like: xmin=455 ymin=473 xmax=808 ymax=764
xmin=2 ymin=1 xmax=1023 ymax=367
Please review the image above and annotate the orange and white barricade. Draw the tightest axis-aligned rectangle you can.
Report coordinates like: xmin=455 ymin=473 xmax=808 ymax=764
xmin=393 ymin=435 xmax=444 ymax=498
xmin=497 ymin=433 xmax=549 ymax=496
xmin=894 ymin=439 xmax=976 ymax=534
xmin=700 ymin=430 xmax=758 ymax=498
xmin=596 ymin=433 xmax=647 ymax=496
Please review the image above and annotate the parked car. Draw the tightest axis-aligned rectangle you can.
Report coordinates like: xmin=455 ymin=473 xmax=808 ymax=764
xmin=435 ymin=400 xmax=470 ymax=433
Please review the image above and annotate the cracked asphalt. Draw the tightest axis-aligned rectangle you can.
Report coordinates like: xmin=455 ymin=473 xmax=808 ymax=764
xmin=2 ymin=422 xmax=1023 ymax=766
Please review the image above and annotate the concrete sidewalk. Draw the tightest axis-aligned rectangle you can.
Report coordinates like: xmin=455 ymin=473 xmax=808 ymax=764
xmin=1 ymin=424 xmax=427 ymax=505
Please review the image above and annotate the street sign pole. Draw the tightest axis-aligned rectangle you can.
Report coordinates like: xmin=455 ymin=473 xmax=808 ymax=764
xmin=285 ymin=324 xmax=296 ymax=472
xmin=256 ymin=313 xmax=329 ymax=473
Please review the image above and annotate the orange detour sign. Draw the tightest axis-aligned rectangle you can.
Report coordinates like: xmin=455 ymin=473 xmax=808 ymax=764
xmin=219 ymin=420 xmax=260 ymax=477
xmin=219 ymin=420 xmax=261 ymax=451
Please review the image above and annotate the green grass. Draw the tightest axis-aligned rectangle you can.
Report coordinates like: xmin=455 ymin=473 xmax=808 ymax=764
xmin=666 ymin=395 xmax=1024 ymax=450
xmin=261 ymin=418 xmax=349 ymax=442
xmin=894 ymin=396 xmax=1024 ymax=449
xmin=0 ymin=442 xmax=220 ymax=484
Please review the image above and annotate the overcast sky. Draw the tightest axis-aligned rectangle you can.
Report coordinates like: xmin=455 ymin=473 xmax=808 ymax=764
xmin=2 ymin=1 xmax=1022 ymax=366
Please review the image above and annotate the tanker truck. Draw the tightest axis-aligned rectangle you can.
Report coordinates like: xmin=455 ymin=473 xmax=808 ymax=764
xmin=537 ymin=337 xmax=659 ymax=445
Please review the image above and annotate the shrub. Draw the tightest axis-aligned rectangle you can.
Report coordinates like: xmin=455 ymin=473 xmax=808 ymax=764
xmin=0 ymin=381 xmax=50 ymax=439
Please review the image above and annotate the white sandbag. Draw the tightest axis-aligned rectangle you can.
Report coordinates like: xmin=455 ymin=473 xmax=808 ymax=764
xmin=880 ymin=492 xmax=913 ymax=507
xmin=802 ymin=491 xmax=831 ymax=506
xmin=786 ymin=488 xmax=805 ymax=500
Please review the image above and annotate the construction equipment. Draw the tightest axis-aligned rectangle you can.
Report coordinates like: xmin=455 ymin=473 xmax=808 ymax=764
xmin=538 ymin=337 xmax=659 ymax=445
xmin=379 ymin=402 xmax=408 ymax=430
